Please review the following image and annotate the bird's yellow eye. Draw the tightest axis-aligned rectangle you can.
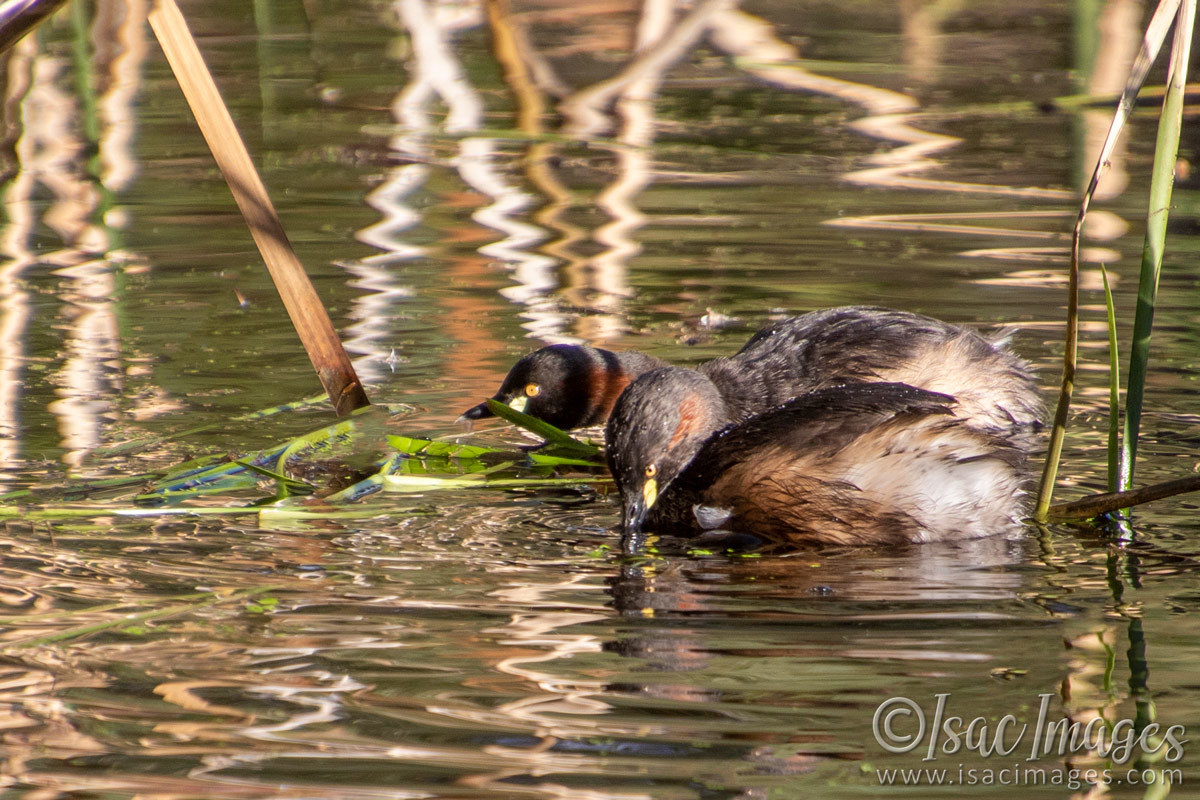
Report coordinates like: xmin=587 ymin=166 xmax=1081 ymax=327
xmin=644 ymin=464 xmax=657 ymax=478
xmin=525 ymin=383 xmax=541 ymax=397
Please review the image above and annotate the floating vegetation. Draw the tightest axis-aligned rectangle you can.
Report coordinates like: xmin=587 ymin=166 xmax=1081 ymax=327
xmin=0 ymin=398 xmax=609 ymax=519
xmin=483 ymin=398 xmax=602 ymax=457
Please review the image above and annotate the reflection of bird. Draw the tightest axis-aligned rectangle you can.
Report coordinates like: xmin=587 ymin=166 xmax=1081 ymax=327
xmin=606 ymin=377 xmax=1033 ymax=546
xmin=463 ymin=306 xmax=1042 ymax=432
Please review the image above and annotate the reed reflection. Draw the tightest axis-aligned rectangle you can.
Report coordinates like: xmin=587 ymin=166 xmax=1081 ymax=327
xmin=5 ymin=40 xmax=112 ymax=468
xmin=0 ymin=2 xmax=148 ymax=470
xmin=0 ymin=39 xmax=37 ymax=483
xmin=364 ymin=0 xmax=1123 ymax=363
xmin=367 ymin=0 xmax=746 ymax=351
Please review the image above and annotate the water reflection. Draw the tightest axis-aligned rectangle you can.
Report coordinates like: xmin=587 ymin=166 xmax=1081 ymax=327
xmin=0 ymin=3 xmax=149 ymax=471
xmin=2 ymin=508 xmax=1197 ymax=797
xmin=353 ymin=0 xmax=1145 ymax=363
xmin=48 ymin=259 xmax=122 ymax=466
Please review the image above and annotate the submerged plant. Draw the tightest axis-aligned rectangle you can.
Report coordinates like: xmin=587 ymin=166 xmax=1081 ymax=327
xmin=0 ymin=395 xmax=608 ymax=515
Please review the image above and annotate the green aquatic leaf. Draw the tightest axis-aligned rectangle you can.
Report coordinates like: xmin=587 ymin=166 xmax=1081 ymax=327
xmin=485 ymin=399 xmax=600 ymax=455
xmin=244 ymin=595 xmax=279 ymax=614
xmin=159 ymin=452 xmax=240 ymax=480
xmin=527 ymin=452 xmax=604 ymax=468
xmin=387 ymin=435 xmax=498 ymax=460
xmin=135 ymin=475 xmax=262 ymax=503
xmin=273 ymin=406 xmax=386 ymax=472
xmin=1102 ymin=264 xmax=1121 ymax=493
xmin=1120 ymin=0 xmax=1194 ymax=493
xmin=39 ymin=400 xmax=604 ymax=510
xmin=233 ymin=459 xmax=315 ymax=497
xmin=324 ymin=439 xmax=593 ymax=504
xmin=382 ymin=473 xmax=608 ymax=493
xmin=140 ymin=406 xmax=392 ymax=503
xmin=322 ymin=454 xmax=402 ymax=504
xmin=144 ymin=444 xmax=287 ymax=497
xmin=257 ymin=506 xmax=437 ymax=521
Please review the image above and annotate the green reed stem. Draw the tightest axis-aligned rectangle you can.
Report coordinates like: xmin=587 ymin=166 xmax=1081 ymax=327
xmin=1034 ymin=0 xmax=1186 ymax=519
xmin=1118 ymin=0 xmax=1194 ymax=492
xmin=1102 ymin=265 xmax=1121 ymax=492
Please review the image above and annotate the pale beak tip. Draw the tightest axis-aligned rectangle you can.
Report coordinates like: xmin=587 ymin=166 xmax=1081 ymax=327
xmin=459 ymin=401 xmax=493 ymax=422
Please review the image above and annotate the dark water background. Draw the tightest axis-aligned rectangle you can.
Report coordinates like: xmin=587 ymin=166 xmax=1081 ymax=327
xmin=1 ymin=1 xmax=1199 ymax=797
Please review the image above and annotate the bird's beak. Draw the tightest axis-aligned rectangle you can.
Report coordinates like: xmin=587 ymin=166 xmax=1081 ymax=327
xmin=621 ymin=478 xmax=658 ymax=533
xmin=457 ymin=394 xmax=530 ymax=426
xmin=457 ymin=401 xmax=495 ymax=424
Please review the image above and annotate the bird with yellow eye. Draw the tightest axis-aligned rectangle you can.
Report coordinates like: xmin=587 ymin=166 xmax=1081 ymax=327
xmin=459 ymin=345 xmax=666 ymax=430
xmin=642 ymin=463 xmax=658 ymax=512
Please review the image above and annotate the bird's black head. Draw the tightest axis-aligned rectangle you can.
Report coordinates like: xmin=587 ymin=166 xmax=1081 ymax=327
xmin=460 ymin=345 xmax=615 ymax=430
xmin=605 ymin=367 xmax=728 ymax=533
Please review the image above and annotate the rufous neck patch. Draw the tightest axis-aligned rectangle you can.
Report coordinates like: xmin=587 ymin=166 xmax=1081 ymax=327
xmin=595 ymin=363 xmax=632 ymax=421
xmin=669 ymin=391 xmax=710 ymax=449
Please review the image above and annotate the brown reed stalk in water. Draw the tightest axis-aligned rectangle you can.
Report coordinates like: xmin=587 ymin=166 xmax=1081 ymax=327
xmin=148 ymin=0 xmax=369 ymax=416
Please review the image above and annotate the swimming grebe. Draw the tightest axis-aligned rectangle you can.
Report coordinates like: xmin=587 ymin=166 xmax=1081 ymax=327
xmin=703 ymin=306 xmax=1041 ymax=431
xmin=605 ymin=375 xmax=1031 ymax=545
xmin=462 ymin=307 xmax=1042 ymax=433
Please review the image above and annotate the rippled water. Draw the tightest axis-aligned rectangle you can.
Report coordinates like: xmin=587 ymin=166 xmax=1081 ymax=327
xmin=1 ymin=1 xmax=1199 ymax=798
